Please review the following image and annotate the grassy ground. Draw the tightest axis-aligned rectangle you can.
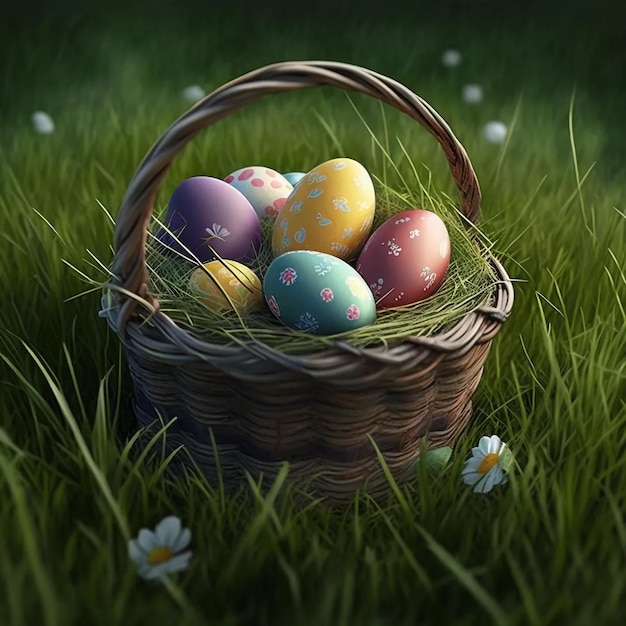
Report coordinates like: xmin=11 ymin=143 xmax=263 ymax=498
xmin=1 ymin=1 xmax=625 ymax=624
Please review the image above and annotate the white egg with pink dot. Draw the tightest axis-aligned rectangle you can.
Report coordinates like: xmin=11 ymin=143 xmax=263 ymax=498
xmin=224 ymin=166 xmax=293 ymax=219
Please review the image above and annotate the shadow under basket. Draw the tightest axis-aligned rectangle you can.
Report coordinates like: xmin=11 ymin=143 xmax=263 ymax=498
xmin=102 ymin=61 xmax=514 ymax=504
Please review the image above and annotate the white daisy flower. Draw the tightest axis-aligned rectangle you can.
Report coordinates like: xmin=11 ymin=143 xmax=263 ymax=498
xmin=462 ymin=84 xmax=483 ymax=104
xmin=461 ymin=435 xmax=512 ymax=493
xmin=128 ymin=516 xmax=192 ymax=580
xmin=441 ymin=49 xmax=462 ymax=68
xmin=182 ymin=85 xmax=205 ymax=102
xmin=31 ymin=111 xmax=55 ymax=134
xmin=483 ymin=121 xmax=508 ymax=144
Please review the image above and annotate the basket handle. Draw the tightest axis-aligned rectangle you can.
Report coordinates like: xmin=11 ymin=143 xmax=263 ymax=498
xmin=111 ymin=60 xmax=481 ymax=333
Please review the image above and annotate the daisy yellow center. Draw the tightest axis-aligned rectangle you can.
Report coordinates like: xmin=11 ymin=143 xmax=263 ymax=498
xmin=477 ymin=452 xmax=499 ymax=475
xmin=147 ymin=546 xmax=174 ymax=565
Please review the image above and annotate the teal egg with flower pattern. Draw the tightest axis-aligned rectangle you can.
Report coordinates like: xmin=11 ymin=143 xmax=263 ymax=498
xmin=263 ymin=250 xmax=377 ymax=335
xmin=282 ymin=171 xmax=306 ymax=186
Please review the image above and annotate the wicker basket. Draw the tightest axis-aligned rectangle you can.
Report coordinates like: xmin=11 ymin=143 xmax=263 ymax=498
xmin=102 ymin=60 xmax=514 ymax=503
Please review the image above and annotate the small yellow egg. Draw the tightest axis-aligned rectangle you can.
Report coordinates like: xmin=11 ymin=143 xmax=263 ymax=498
xmin=189 ymin=260 xmax=264 ymax=315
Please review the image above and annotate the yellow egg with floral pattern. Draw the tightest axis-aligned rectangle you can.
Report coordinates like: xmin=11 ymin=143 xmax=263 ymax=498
xmin=189 ymin=260 xmax=264 ymax=315
xmin=271 ymin=157 xmax=376 ymax=262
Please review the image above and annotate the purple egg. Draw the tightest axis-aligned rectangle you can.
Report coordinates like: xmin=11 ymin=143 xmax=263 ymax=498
xmin=155 ymin=176 xmax=262 ymax=263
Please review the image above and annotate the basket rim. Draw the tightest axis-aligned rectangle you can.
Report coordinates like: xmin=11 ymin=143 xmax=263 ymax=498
xmin=101 ymin=250 xmax=513 ymax=378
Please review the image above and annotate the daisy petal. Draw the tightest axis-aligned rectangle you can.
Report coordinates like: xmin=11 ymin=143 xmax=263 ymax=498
xmin=461 ymin=470 xmax=481 ymax=485
xmin=141 ymin=562 xmax=172 ymax=581
xmin=165 ymin=551 xmax=193 ymax=574
xmin=493 ymin=465 xmax=506 ymax=485
xmin=488 ymin=435 xmax=503 ymax=454
xmin=172 ymin=528 xmax=192 ymax=553
xmin=137 ymin=529 xmax=158 ymax=551
xmin=491 ymin=465 xmax=504 ymax=484
xmin=128 ymin=539 xmax=147 ymax=563
xmin=142 ymin=552 xmax=192 ymax=580
xmin=478 ymin=437 xmax=491 ymax=455
xmin=473 ymin=473 xmax=493 ymax=494
xmin=155 ymin=516 xmax=182 ymax=547
xmin=483 ymin=469 xmax=499 ymax=493
xmin=471 ymin=446 xmax=484 ymax=459
xmin=474 ymin=480 xmax=490 ymax=494
xmin=462 ymin=458 xmax=481 ymax=473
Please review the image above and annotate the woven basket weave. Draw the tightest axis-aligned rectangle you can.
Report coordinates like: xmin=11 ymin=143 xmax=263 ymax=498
xmin=102 ymin=60 xmax=514 ymax=503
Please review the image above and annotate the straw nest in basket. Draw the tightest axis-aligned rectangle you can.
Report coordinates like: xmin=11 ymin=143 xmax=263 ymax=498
xmin=145 ymin=176 xmax=498 ymax=355
xmin=101 ymin=61 xmax=514 ymax=504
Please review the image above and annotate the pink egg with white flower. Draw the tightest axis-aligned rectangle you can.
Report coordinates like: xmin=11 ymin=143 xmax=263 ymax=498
xmin=356 ymin=209 xmax=451 ymax=309
xmin=225 ymin=166 xmax=293 ymax=219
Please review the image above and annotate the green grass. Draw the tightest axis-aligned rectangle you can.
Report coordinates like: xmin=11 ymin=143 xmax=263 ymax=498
xmin=1 ymin=1 xmax=625 ymax=625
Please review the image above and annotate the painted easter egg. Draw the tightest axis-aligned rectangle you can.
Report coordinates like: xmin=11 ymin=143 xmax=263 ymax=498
xmin=282 ymin=171 xmax=306 ymax=186
xmin=225 ymin=166 xmax=293 ymax=219
xmin=356 ymin=209 xmax=451 ymax=309
xmin=263 ymin=250 xmax=377 ymax=335
xmin=189 ymin=260 xmax=264 ymax=315
xmin=155 ymin=176 xmax=262 ymax=264
xmin=271 ymin=158 xmax=376 ymax=262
